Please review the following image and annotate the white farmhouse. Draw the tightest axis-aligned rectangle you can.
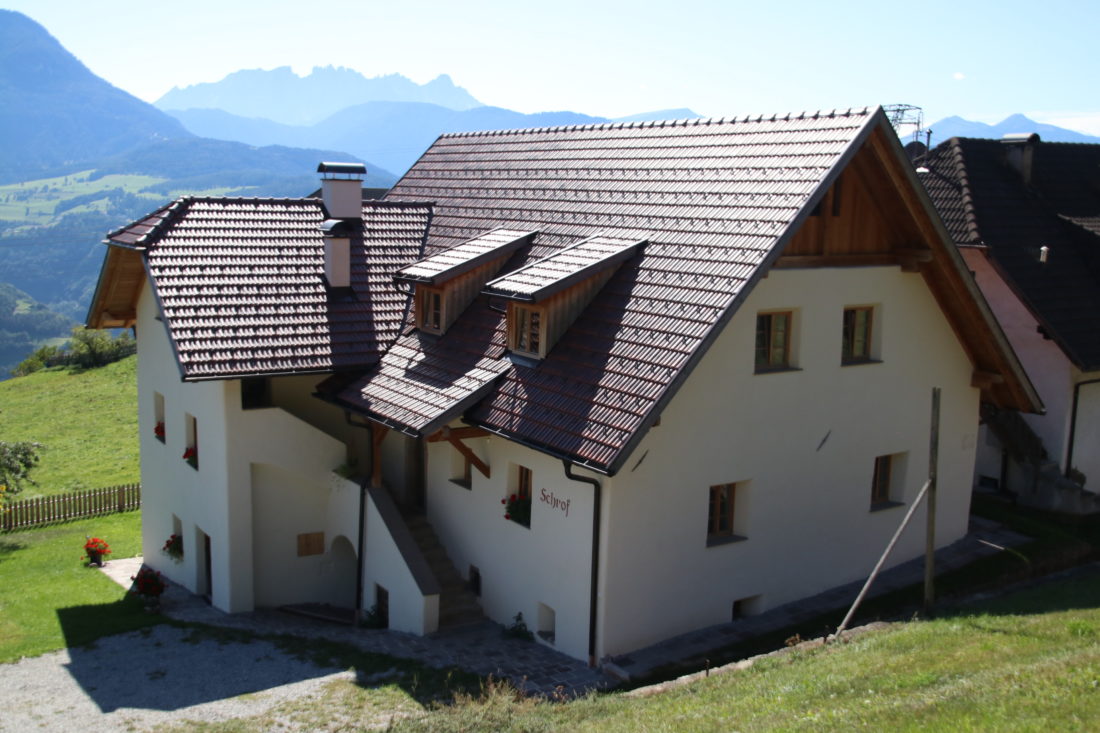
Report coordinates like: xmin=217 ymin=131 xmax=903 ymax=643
xmin=87 ymin=107 xmax=1039 ymax=665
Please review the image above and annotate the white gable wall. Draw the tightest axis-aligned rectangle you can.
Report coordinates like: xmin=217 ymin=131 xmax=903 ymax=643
xmin=136 ymin=282 xmax=253 ymax=612
xmin=596 ymin=266 xmax=980 ymax=657
xmin=137 ymin=282 xmax=354 ymax=614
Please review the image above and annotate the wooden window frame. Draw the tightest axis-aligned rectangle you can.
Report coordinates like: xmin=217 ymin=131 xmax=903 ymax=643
xmin=842 ymin=306 xmax=874 ymax=364
xmin=417 ymin=286 xmax=444 ymax=334
xmin=707 ymin=482 xmax=745 ymax=545
xmin=871 ymin=454 xmax=892 ymax=507
xmin=511 ymin=304 xmax=545 ymax=358
xmin=506 ymin=464 xmax=533 ymax=528
xmin=755 ymin=311 xmax=793 ymax=372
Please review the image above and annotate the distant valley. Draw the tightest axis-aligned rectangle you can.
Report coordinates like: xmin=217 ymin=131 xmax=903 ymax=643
xmin=1 ymin=6 xmax=1097 ymax=379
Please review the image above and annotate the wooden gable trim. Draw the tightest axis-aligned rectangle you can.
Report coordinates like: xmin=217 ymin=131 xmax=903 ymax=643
xmin=86 ymin=245 xmax=146 ymax=329
xmin=864 ymin=124 xmax=1041 ymax=413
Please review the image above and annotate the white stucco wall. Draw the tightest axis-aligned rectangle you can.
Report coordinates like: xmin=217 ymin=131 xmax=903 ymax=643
xmin=362 ymin=489 xmax=440 ymax=635
xmin=137 ymin=282 xmax=354 ymax=614
xmin=423 ymin=429 xmax=597 ymax=661
xmin=594 ymin=266 xmax=981 ymax=658
xmin=963 ymin=250 xmax=1073 ymax=469
xmin=136 ymin=282 xmax=249 ymax=612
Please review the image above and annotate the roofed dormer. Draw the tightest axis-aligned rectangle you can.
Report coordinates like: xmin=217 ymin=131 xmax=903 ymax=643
xmin=483 ymin=235 xmax=646 ymax=360
xmin=394 ymin=228 xmax=536 ymax=335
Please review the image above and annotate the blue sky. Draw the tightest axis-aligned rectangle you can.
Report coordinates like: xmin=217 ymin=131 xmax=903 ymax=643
xmin=5 ymin=0 xmax=1099 ymax=134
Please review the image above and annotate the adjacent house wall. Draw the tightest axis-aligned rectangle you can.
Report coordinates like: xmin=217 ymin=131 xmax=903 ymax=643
xmin=963 ymin=250 xmax=1074 ymax=470
xmin=596 ymin=266 xmax=980 ymax=658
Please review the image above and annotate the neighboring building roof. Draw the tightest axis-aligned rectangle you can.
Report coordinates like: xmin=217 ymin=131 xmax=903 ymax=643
xmin=333 ymin=108 xmax=1039 ymax=474
xmin=88 ymin=197 xmax=432 ymax=380
xmin=394 ymin=228 xmax=534 ymax=285
xmin=483 ymin=235 xmax=646 ymax=302
xmin=921 ymin=137 xmax=1100 ymax=371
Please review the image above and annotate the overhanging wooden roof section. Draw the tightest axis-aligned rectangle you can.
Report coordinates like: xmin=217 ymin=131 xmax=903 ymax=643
xmin=393 ymin=228 xmax=535 ymax=286
xmin=482 ymin=235 xmax=646 ymax=302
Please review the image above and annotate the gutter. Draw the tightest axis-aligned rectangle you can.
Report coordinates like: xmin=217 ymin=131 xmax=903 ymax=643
xmin=1065 ymin=378 xmax=1100 ymax=479
xmin=342 ymin=410 xmax=376 ymax=623
xmin=562 ymin=459 xmax=603 ymax=667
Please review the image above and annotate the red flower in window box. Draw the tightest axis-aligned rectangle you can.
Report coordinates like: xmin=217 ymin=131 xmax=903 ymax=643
xmin=153 ymin=422 xmax=165 ymax=440
xmin=182 ymin=446 xmax=197 ymax=467
xmin=503 ymin=494 xmax=531 ymax=526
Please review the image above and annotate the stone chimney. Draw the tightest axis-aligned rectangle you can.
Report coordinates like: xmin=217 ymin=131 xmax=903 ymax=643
xmin=317 ymin=161 xmax=366 ymax=219
xmin=1001 ymin=133 xmax=1040 ymax=185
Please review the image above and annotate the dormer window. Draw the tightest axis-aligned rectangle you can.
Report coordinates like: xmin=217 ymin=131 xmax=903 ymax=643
xmin=394 ymin=228 xmax=536 ymax=336
xmin=512 ymin=305 xmax=544 ymax=357
xmin=418 ymin=287 xmax=444 ymax=334
xmin=484 ymin=235 xmax=646 ymax=361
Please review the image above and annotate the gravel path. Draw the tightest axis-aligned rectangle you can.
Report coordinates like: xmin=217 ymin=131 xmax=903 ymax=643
xmin=0 ymin=625 xmax=362 ymax=732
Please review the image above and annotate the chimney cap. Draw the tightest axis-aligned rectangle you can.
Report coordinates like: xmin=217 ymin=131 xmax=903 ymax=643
xmin=317 ymin=161 xmax=367 ymax=178
xmin=1000 ymin=132 xmax=1041 ymax=145
xmin=321 ymin=218 xmax=358 ymax=236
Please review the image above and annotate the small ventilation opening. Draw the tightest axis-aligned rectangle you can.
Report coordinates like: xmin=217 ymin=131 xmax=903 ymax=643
xmin=537 ymin=602 xmax=556 ymax=644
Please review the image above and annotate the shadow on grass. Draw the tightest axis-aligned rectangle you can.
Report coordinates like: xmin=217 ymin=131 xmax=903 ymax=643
xmin=0 ymin=538 xmax=28 ymax=558
xmin=57 ymin=600 xmax=480 ymax=713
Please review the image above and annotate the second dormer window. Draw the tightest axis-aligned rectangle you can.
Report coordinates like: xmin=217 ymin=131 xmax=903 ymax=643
xmin=513 ymin=305 xmax=543 ymax=357
xmin=418 ymin=287 xmax=443 ymax=334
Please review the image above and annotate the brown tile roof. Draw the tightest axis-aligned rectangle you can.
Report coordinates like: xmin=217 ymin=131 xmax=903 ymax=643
xmin=109 ymin=197 xmax=432 ymax=380
xmin=483 ymin=235 xmax=646 ymax=301
xmin=394 ymin=228 xmax=534 ymax=285
xmin=922 ymin=138 xmax=1100 ymax=370
xmin=338 ymin=303 xmax=510 ymax=436
xmin=337 ymin=109 xmax=886 ymax=473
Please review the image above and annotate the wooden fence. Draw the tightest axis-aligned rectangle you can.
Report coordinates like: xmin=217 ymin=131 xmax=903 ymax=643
xmin=1 ymin=483 xmax=141 ymax=532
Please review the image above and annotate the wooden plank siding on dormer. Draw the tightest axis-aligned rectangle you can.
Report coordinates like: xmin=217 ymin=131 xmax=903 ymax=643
xmin=505 ymin=265 xmax=620 ymax=359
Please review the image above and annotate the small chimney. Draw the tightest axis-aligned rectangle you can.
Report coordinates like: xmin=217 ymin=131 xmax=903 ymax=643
xmin=321 ymin=219 xmax=353 ymax=288
xmin=317 ymin=161 xmax=366 ymax=219
xmin=1001 ymin=133 xmax=1040 ymax=185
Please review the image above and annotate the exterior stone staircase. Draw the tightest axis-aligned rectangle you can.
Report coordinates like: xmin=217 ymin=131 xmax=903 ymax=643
xmin=402 ymin=514 xmax=485 ymax=630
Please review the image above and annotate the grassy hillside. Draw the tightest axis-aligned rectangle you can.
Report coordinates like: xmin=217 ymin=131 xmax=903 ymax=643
xmin=393 ymin=570 xmax=1100 ymax=732
xmin=0 ymin=355 xmax=137 ymax=496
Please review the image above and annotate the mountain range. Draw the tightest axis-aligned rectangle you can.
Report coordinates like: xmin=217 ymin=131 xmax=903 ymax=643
xmin=156 ymin=66 xmax=484 ymax=125
xmin=1 ymin=7 xmax=1098 ymax=377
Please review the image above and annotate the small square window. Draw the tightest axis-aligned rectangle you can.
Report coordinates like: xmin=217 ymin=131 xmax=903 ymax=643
xmin=505 ymin=465 xmax=533 ymax=528
xmin=842 ymin=306 xmax=874 ymax=364
xmin=870 ymin=453 xmax=906 ymax=509
xmin=707 ymin=482 xmax=746 ymax=545
xmin=755 ymin=311 xmax=793 ymax=372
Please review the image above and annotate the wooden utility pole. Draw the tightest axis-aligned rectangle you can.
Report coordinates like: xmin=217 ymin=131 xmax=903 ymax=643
xmin=924 ymin=387 xmax=940 ymax=613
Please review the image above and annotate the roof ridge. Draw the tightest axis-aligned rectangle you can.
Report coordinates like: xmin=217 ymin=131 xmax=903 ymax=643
xmin=436 ymin=107 xmax=874 ymax=140
xmin=952 ymin=139 xmax=985 ymax=245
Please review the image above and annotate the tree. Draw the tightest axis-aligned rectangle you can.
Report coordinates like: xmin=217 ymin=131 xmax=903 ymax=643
xmin=0 ymin=440 xmax=41 ymax=505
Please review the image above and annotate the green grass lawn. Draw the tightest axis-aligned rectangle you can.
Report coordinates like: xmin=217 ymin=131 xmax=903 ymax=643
xmin=0 ymin=510 xmax=157 ymax=662
xmin=0 ymin=355 xmax=138 ymax=496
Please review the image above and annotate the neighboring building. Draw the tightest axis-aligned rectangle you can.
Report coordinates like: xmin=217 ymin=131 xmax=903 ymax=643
xmin=920 ymin=135 xmax=1100 ymax=513
xmin=88 ymin=107 xmax=1039 ymax=665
